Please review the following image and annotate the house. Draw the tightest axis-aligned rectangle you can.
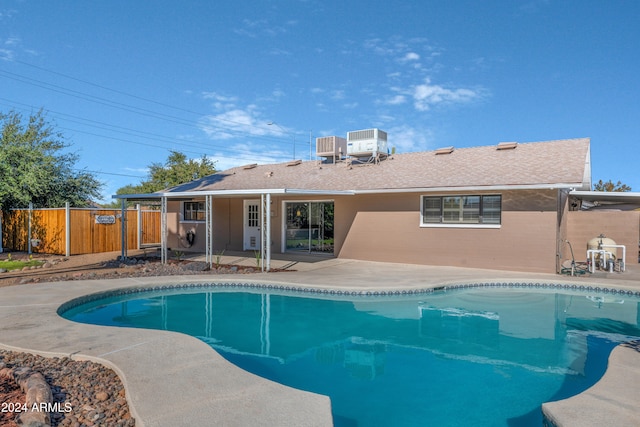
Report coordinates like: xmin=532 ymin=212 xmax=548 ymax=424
xmin=115 ymin=136 xmax=639 ymax=274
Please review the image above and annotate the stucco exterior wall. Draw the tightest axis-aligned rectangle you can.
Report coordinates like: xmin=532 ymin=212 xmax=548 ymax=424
xmin=566 ymin=210 xmax=640 ymax=265
xmin=167 ymin=197 xmax=285 ymax=254
xmin=335 ymin=190 xmax=560 ymax=273
xmin=163 ymin=189 xmax=574 ymax=273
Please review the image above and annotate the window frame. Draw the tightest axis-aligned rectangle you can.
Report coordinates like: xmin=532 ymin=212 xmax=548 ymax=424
xmin=420 ymin=194 xmax=502 ymax=228
xmin=182 ymin=201 xmax=206 ymax=222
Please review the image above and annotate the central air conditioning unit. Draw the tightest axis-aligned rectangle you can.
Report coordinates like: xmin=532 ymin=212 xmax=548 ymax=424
xmin=346 ymin=128 xmax=388 ymax=157
xmin=316 ymin=135 xmax=347 ymax=163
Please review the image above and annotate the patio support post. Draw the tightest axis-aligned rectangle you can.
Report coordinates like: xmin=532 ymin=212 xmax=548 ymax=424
xmin=161 ymin=196 xmax=167 ymax=264
xmin=205 ymin=195 xmax=212 ymax=267
xmin=120 ymin=198 xmax=127 ymax=260
xmin=266 ymin=193 xmax=271 ymax=271
xmin=260 ymin=193 xmax=271 ymax=272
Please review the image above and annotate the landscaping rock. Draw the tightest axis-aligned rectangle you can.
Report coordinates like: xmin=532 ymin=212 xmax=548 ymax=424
xmin=0 ymin=350 xmax=134 ymax=427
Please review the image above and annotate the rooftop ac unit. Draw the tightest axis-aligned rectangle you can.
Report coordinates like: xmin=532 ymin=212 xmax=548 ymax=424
xmin=316 ymin=136 xmax=347 ymax=162
xmin=346 ymin=128 xmax=388 ymax=157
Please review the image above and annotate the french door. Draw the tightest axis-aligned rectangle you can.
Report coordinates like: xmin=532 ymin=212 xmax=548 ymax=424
xmin=284 ymin=201 xmax=334 ymax=254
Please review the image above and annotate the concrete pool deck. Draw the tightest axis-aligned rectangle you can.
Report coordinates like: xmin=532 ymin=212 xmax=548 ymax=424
xmin=1 ymin=257 xmax=639 ymax=426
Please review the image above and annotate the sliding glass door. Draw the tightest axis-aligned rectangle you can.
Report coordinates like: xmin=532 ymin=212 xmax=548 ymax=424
xmin=285 ymin=201 xmax=334 ymax=254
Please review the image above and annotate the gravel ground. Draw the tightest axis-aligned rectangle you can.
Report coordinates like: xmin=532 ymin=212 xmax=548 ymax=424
xmin=0 ymin=250 xmax=267 ymax=287
xmin=0 ymin=350 xmax=134 ymax=427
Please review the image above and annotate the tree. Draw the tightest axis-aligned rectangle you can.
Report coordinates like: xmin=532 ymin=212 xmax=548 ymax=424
xmin=0 ymin=110 xmax=103 ymax=209
xmin=116 ymin=151 xmax=217 ymax=195
xmin=593 ymin=179 xmax=632 ymax=192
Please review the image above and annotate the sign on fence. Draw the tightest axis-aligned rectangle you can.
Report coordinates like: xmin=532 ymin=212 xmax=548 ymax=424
xmin=95 ymin=215 xmax=116 ymax=224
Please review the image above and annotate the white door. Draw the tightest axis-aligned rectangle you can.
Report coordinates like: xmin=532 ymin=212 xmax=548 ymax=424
xmin=243 ymin=200 xmax=261 ymax=250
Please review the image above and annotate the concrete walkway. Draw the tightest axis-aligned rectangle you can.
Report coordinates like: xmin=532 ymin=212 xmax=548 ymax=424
xmin=1 ymin=257 xmax=639 ymax=426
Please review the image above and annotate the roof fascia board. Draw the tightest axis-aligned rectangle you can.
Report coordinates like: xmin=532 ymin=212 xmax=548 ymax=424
xmin=354 ymin=183 xmax=581 ymax=195
xmin=113 ymin=188 xmax=355 ymax=199
xmin=111 ymin=193 xmax=164 ymax=200
xmin=570 ymin=190 xmax=640 ymax=203
xmin=114 ymin=184 xmax=581 ymax=199
xmin=283 ymin=189 xmax=355 ymax=195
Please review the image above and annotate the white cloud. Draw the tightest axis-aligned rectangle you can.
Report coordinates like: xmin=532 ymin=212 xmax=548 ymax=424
xmin=202 ymin=92 xmax=238 ymax=102
xmin=201 ymin=92 xmax=240 ymax=112
xmin=0 ymin=48 xmax=14 ymax=61
xmin=233 ymin=19 xmax=267 ymax=38
xmin=234 ymin=18 xmax=290 ymax=38
xmin=401 ymin=52 xmax=420 ymax=62
xmin=386 ymin=125 xmax=436 ymax=153
xmin=271 ymin=88 xmax=285 ymax=98
xmin=0 ymin=9 xmax=17 ymax=20
xmin=385 ymin=95 xmax=406 ymax=106
xmin=330 ymin=90 xmax=346 ymax=100
xmin=199 ymin=107 xmax=269 ymax=140
xmin=412 ymin=78 xmax=485 ymax=111
xmin=123 ymin=167 xmax=149 ymax=174
xmin=212 ymin=145 xmax=288 ymax=171
xmin=0 ymin=37 xmax=21 ymax=61
xmin=267 ymin=47 xmax=292 ymax=56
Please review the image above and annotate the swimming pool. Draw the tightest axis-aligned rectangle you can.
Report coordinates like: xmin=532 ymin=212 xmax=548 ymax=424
xmin=60 ymin=283 xmax=640 ymax=426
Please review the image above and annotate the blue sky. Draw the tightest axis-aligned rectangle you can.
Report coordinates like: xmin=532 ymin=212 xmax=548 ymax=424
xmin=1 ymin=0 xmax=638 ymax=203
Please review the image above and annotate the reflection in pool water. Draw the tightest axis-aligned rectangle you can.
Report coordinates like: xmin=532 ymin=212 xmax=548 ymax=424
xmin=62 ymin=287 xmax=640 ymax=426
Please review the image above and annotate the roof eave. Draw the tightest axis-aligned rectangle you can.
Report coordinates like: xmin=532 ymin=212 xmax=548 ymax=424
xmin=113 ymin=188 xmax=355 ymax=199
xmin=569 ymin=190 xmax=640 ymax=204
xmin=354 ymin=183 xmax=584 ymax=194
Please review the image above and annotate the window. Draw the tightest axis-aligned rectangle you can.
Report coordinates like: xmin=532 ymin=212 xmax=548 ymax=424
xmin=183 ymin=201 xmax=205 ymax=221
xmin=422 ymin=195 xmax=501 ymax=225
xmin=247 ymin=204 xmax=259 ymax=227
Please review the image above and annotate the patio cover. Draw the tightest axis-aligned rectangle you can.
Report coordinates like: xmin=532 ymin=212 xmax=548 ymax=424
xmin=113 ymin=188 xmax=354 ymax=271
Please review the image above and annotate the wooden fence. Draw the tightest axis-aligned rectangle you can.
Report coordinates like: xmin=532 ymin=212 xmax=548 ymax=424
xmin=1 ymin=205 xmax=160 ymax=256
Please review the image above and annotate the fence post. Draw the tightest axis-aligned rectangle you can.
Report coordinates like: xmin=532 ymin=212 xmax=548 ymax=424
xmin=65 ymin=202 xmax=71 ymax=257
xmin=136 ymin=204 xmax=142 ymax=250
xmin=28 ymin=202 xmax=33 ymax=255
xmin=0 ymin=210 xmax=3 ymax=253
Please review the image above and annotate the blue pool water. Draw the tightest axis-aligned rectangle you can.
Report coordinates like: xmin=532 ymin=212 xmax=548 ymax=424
xmin=61 ymin=286 xmax=640 ymax=426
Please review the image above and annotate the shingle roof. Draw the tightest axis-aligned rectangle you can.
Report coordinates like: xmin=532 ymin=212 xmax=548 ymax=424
xmin=166 ymin=138 xmax=590 ymax=194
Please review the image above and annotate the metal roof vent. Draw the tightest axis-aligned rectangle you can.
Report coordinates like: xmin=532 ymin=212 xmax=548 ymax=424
xmin=435 ymin=146 xmax=454 ymax=155
xmin=497 ymin=142 xmax=518 ymax=150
